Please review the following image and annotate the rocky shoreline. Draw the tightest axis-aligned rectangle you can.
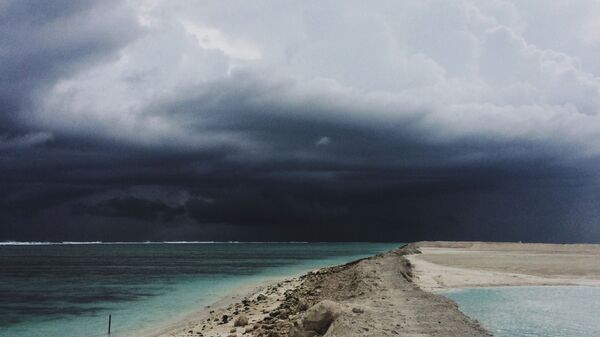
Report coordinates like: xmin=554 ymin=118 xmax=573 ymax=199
xmin=155 ymin=243 xmax=491 ymax=337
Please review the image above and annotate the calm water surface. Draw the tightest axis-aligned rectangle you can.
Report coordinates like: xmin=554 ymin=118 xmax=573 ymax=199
xmin=0 ymin=242 xmax=400 ymax=337
xmin=445 ymin=286 xmax=600 ymax=337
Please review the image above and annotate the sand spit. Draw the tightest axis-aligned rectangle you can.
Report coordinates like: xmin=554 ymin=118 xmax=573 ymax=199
xmin=154 ymin=244 xmax=491 ymax=337
xmin=407 ymin=241 xmax=600 ymax=292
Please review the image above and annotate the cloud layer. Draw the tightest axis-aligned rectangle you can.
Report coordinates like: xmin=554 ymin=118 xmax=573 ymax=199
xmin=2 ymin=0 xmax=600 ymax=242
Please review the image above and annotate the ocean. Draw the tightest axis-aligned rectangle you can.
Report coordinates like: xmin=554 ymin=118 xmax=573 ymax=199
xmin=0 ymin=242 xmax=400 ymax=337
xmin=444 ymin=286 xmax=600 ymax=337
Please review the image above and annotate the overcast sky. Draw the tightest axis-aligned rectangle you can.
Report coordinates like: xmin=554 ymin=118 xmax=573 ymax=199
xmin=2 ymin=0 xmax=600 ymax=242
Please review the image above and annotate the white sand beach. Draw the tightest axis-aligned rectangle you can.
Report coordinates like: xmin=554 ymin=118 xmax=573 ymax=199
xmin=407 ymin=241 xmax=600 ymax=292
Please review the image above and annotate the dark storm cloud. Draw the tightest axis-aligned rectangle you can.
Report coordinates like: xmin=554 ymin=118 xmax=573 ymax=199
xmin=1 ymin=120 xmax=589 ymax=242
xmin=1 ymin=1 xmax=600 ymax=242
xmin=75 ymin=196 xmax=185 ymax=222
xmin=0 ymin=71 xmax=596 ymax=241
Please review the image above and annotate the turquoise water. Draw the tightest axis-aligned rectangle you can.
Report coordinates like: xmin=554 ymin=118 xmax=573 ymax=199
xmin=444 ymin=286 xmax=600 ymax=337
xmin=0 ymin=242 xmax=399 ymax=337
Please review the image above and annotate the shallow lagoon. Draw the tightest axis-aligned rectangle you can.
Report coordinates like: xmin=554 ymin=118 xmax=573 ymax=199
xmin=0 ymin=242 xmax=400 ymax=337
xmin=444 ymin=286 xmax=600 ymax=337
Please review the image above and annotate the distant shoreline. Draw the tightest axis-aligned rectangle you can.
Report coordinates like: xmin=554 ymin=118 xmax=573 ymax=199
xmin=0 ymin=241 xmax=312 ymax=245
xmin=0 ymin=241 xmax=399 ymax=245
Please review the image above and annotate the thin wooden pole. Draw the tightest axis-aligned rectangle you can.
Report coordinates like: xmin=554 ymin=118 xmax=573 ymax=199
xmin=108 ymin=314 xmax=112 ymax=335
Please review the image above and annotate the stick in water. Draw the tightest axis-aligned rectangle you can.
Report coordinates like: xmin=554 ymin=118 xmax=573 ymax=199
xmin=108 ymin=314 xmax=112 ymax=335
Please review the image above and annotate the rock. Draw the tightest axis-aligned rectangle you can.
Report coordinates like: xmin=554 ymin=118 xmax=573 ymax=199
xmin=289 ymin=326 xmax=320 ymax=337
xmin=257 ymin=294 xmax=267 ymax=301
xmin=297 ymin=300 xmax=309 ymax=311
xmin=234 ymin=314 xmax=249 ymax=327
xmin=278 ymin=309 xmax=290 ymax=319
xmin=352 ymin=307 xmax=364 ymax=314
xmin=222 ymin=314 xmax=229 ymax=323
xmin=301 ymin=300 xmax=342 ymax=334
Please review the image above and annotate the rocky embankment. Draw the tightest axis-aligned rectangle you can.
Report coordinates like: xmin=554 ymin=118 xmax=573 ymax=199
xmin=163 ymin=244 xmax=491 ymax=337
